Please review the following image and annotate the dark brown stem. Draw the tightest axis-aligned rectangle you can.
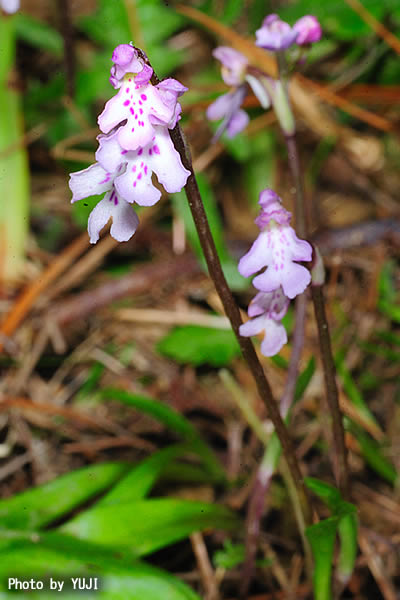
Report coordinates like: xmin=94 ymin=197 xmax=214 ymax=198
xmin=169 ymin=123 xmax=311 ymax=521
xmin=57 ymin=0 xmax=75 ymax=98
xmin=285 ymin=132 xmax=349 ymax=498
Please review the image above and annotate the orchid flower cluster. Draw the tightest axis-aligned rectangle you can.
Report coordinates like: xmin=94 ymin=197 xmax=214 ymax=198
xmin=238 ymin=189 xmax=312 ymax=357
xmin=207 ymin=14 xmax=322 ymax=139
xmin=69 ymin=44 xmax=190 ymax=243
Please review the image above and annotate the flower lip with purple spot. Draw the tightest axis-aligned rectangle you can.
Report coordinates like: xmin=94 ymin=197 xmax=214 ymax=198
xmin=238 ymin=188 xmax=312 ymax=299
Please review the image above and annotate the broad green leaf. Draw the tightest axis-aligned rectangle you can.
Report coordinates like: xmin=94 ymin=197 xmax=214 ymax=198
xmin=0 ymin=540 xmax=200 ymax=599
xmin=0 ymin=463 xmax=128 ymax=530
xmin=96 ymin=445 xmax=187 ymax=506
xmin=306 ymin=517 xmax=339 ymax=600
xmin=305 ymin=480 xmax=358 ymax=587
xmin=61 ymin=499 xmax=238 ymax=557
xmin=158 ymin=325 xmax=241 ymax=367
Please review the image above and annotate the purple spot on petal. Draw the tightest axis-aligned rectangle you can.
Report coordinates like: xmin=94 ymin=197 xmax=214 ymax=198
xmin=132 ymin=127 xmax=135 ymax=132
xmin=134 ymin=181 xmax=137 ymax=187
xmin=149 ymin=149 xmax=152 ymax=155
xmin=141 ymin=94 xmax=147 ymax=100
xmin=153 ymin=145 xmax=160 ymax=154
xmin=126 ymin=87 xmax=130 ymax=93
xmin=144 ymin=166 xmax=148 ymax=174
xmin=138 ymin=173 xmax=142 ymax=180
xmin=135 ymin=114 xmax=138 ymax=120
xmin=138 ymin=100 xmax=142 ymax=106
xmin=132 ymin=165 xmax=136 ymax=172
xmin=129 ymin=78 xmax=132 ymax=82
xmin=130 ymin=107 xmax=135 ymax=115
xmin=121 ymin=149 xmax=128 ymax=155
xmin=140 ymin=162 xmax=144 ymax=167
xmin=138 ymin=148 xmax=143 ymax=156
xmin=123 ymin=100 xmax=130 ymax=106
xmin=139 ymin=108 xmax=143 ymax=115
xmin=114 ymin=196 xmax=118 ymax=206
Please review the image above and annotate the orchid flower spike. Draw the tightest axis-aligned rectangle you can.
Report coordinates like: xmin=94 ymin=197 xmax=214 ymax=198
xmin=239 ymin=289 xmax=289 ymax=357
xmin=238 ymin=189 xmax=312 ymax=299
xmin=69 ymin=44 xmax=190 ymax=243
xmin=1 ymin=0 xmax=19 ymax=13
xmin=69 ymin=126 xmax=190 ymax=243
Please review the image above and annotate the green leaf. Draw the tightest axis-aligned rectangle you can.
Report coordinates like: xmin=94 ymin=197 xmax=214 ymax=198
xmin=14 ymin=14 xmax=63 ymax=55
xmin=0 ymin=463 xmax=129 ymax=530
xmin=96 ymin=445 xmax=188 ymax=506
xmin=335 ymin=350 xmax=378 ymax=427
xmin=294 ymin=357 xmax=316 ymax=402
xmin=0 ymin=540 xmax=200 ymax=599
xmin=305 ymin=479 xmax=358 ymax=586
xmin=377 ymin=261 xmax=400 ymax=322
xmin=305 ymin=478 xmax=342 ymax=512
xmin=100 ymin=388 xmax=225 ymax=482
xmin=337 ymin=512 xmax=358 ymax=585
xmin=349 ymin=424 xmax=397 ymax=484
xmin=61 ymin=499 xmax=238 ymax=557
xmin=158 ymin=325 xmax=241 ymax=367
xmin=306 ymin=517 xmax=339 ymax=600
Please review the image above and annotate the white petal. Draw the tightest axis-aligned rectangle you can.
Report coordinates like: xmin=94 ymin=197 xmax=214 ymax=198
xmin=260 ymin=320 xmax=287 ymax=357
xmin=147 ymin=128 xmax=190 ymax=193
xmin=238 ymin=231 xmax=272 ymax=278
xmin=87 ymin=191 xmax=139 ymax=244
xmin=69 ymin=163 xmax=112 ymax=203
